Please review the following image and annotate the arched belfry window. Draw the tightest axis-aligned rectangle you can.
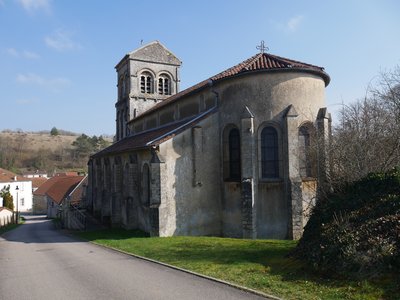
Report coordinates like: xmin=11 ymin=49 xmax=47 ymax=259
xmin=261 ymin=126 xmax=279 ymax=178
xmin=158 ymin=74 xmax=171 ymax=95
xmin=299 ymin=125 xmax=315 ymax=178
xmin=140 ymin=72 xmax=153 ymax=94
xmin=229 ymin=128 xmax=241 ymax=180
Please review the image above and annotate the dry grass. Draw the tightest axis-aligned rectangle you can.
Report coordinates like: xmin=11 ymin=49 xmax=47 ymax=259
xmin=0 ymin=132 xmax=77 ymax=151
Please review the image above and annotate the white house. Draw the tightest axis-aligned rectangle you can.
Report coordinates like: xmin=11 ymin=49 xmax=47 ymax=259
xmin=0 ymin=168 xmax=33 ymax=213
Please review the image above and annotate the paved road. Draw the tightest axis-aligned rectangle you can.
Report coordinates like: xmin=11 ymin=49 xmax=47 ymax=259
xmin=0 ymin=216 xmax=268 ymax=300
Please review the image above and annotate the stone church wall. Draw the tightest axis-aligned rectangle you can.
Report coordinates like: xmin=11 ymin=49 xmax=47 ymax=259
xmin=215 ymin=71 xmax=326 ymax=239
xmin=157 ymin=113 xmax=222 ymax=236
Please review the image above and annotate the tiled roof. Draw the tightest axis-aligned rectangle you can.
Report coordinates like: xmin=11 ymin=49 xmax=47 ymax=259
xmin=211 ymin=52 xmax=329 ymax=83
xmin=29 ymin=177 xmax=48 ymax=189
xmin=33 ymin=173 xmax=81 ymax=196
xmin=130 ymin=52 xmax=330 ymax=122
xmin=92 ymin=108 xmax=215 ymax=159
xmin=46 ymin=176 xmax=84 ymax=205
xmin=0 ymin=168 xmax=26 ymax=183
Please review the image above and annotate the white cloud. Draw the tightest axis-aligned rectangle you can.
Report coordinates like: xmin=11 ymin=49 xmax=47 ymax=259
xmin=16 ymin=98 xmax=36 ymax=105
xmin=286 ymin=15 xmax=304 ymax=32
xmin=45 ymin=29 xmax=81 ymax=51
xmin=23 ymin=50 xmax=40 ymax=59
xmin=16 ymin=0 xmax=51 ymax=13
xmin=6 ymin=48 xmax=19 ymax=57
xmin=270 ymin=15 xmax=305 ymax=34
xmin=4 ymin=48 xmax=40 ymax=59
xmin=16 ymin=73 xmax=70 ymax=91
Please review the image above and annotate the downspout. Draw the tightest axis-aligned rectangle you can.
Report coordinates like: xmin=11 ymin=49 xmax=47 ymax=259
xmin=208 ymin=79 xmax=223 ymax=236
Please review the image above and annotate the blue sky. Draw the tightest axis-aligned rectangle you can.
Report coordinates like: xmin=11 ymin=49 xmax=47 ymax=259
xmin=1 ymin=0 xmax=399 ymax=136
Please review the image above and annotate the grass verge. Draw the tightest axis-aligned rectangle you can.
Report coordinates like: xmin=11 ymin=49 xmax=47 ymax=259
xmin=76 ymin=229 xmax=399 ymax=300
xmin=0 ymin=222 xmax=20 ymax=235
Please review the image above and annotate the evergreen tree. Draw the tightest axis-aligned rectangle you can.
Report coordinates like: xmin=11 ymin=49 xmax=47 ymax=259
xmin=50 ymin=127 xmax=59 ymax=136
xmin=0 ymin=185 xmax=14 ymax=210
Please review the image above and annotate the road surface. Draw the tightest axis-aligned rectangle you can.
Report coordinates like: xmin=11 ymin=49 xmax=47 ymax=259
xmin=0 ymin=215 xmax=268 ymax=300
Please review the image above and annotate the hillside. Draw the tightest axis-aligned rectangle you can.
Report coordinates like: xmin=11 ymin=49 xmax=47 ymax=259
xmin=0 ymin=131 xmax=112 ymax=174
xmin=1 ymin=132 xmax=78 ymax=151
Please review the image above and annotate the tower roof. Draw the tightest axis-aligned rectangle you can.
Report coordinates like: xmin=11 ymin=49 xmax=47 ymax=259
xmin=116 ymin=41 xmax=181 ymax=68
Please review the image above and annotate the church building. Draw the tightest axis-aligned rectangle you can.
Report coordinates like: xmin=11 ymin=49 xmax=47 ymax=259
xmin=87 ymin=41 xmax=331 ymax=239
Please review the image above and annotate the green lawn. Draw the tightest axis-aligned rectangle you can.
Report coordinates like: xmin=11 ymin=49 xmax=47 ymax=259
xmin=77 ymin=229 xmax=398 ymax=300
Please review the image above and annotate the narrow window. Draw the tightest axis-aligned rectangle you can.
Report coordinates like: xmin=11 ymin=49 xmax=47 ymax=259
xmin=140 ymin=76 xmax=146 ymax=93
xmin=229 ymin=128 xmax=241 ymax=180
xmin=158 ymin=74 xmax=171 ymax=95
xmin=299 ymin=126 xmax=313 ymax=177
xmin=261 ymin=127 xmax=279 ymax=178
xmin=146 ymin=76 xmax=151 ymax=93
xmin=140 ymin=72 xmax=153 ymax=94
xmin=163 ymin=77 xmax=170 ymax=95
xmin=158 ymin=78 xmax=164 ymax=94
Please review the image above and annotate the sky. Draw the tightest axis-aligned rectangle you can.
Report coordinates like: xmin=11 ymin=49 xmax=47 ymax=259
xmin=1 ymin=0 xmax=399 ymax=136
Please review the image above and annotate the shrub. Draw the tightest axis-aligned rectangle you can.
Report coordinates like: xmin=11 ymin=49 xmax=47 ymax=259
xmin=293 ymin=168 xmax=400 ymax=277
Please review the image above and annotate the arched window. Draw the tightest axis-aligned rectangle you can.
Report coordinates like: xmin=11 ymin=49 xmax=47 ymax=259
xmin=261 ymin=126 xmax=279 ymax=178
xmin=229 ymin=128 xmax=241 ymax=180
xmin=140 ymin=72 xmax=153 ymax=94
xmin=299 ymin=125 xmax=314 ymax=178
xmin=158 ymin=74 xmax=171 ymax=95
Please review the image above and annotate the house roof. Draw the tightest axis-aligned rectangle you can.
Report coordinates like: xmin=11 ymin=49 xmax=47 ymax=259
xmin=33 ymin=173 xmax=81 ymax=196
xmin=129 ymin=52 xmax=329 ymax=123
xmin=92 ymin=108 xmax=215 ymax=159
xmin=0 ymin=168 xmax=26 ymax=183
xmin=29 ymin=177 xmax=48 ymax=189
xmin=46 ymin=176 xmax=84 ymax=205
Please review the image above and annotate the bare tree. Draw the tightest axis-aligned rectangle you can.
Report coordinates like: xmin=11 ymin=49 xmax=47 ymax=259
xmin=329 ymin=66 xmax=400 ymax=186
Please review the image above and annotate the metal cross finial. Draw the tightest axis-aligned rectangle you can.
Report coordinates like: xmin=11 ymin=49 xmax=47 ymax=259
xmin=256 ymin=40 xmax=269 ymax=53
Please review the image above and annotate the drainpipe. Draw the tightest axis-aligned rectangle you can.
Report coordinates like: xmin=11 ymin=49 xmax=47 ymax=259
xmin=208 ymin=79 xmax=224 ymax=236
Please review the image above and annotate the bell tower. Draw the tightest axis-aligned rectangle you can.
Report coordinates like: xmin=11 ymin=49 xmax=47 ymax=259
xmin=114 ymin=41 xmax=182 ymax=141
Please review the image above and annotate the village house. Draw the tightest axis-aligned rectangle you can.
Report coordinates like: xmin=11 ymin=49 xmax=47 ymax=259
xmin=33 ymin=172 xmax=81 ymax=215
xmin=60 ymin=175 xmax=88 ymax=230
xmin=46 ymin=175 xmax=85 ymax=219
xmin=87 ymin=41 xmax=331 ymax=239
xmin=0 ymin=168 xmax=33 ymax=213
